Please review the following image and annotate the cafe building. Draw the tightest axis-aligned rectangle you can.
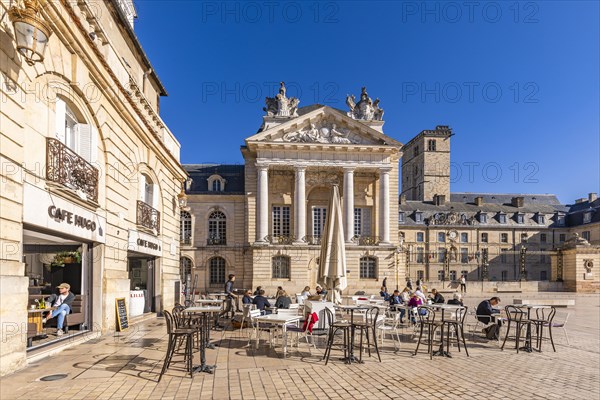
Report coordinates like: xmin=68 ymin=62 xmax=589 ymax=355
xmin=0 ymin=0 xmax=186 ymax=375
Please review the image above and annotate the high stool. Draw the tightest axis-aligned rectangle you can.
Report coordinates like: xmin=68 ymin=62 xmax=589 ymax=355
xmin=322 ymin=307 xmax=351 ymax=365
xmin=159 ymin=310 xmax=195 ymax=382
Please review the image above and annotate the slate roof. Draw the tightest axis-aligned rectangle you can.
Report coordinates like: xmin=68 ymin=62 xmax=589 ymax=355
xmin=564 ymin=198 xmax=600 ymax=226
xmin=184 ymin=164 xmax=245 ymax=195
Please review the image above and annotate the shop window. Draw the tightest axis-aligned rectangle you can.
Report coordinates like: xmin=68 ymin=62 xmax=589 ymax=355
xmin=359 ymin=256 xmax=377 ymax=279
xmin=208 ymin=211 xmax=226 ymax=245
xmin=209 ymin=257 xmax=226 ymax=284
xmin=180 ymin=211 xmax=192 ymax=245
xmin=272 ymin=256 xmax=290 ymax=279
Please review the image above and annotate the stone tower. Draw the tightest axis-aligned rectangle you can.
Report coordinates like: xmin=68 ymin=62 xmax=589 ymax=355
xmin=401 ymin=125 xmax=452 ymax=202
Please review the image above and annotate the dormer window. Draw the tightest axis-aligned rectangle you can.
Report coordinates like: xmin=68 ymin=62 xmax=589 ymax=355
xmin=556 ymin=213 xmax=565 ymax=226
xmin=207 ymin=174 xmax=226 ymax=192
xmin=399 ymin=212 xmax=405 ymax=224
xmin=415 ymin=211 xmax=423 ymax=223
xmin=583 ymin=212 xmax=592 ymax=224
xmin=516 ymin=213 xmax=524 ymax=224
xmin=479 ymin=212 xmax=488 ymax=224
xmin=537 ymin=214 xmax=545 ymax=225
xmin=498 ymin=213 xmax=507 ymax=224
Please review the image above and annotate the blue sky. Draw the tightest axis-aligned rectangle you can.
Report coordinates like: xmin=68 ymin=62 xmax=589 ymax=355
xmin=134 ymin=1 xmax=599 ymax=204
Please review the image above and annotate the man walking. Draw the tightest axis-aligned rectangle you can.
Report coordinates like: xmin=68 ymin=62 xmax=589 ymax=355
xmin=218 ymin=274 xmax=237 ymax=321
xmin=460 ymin=274 xmax=467 ymax=293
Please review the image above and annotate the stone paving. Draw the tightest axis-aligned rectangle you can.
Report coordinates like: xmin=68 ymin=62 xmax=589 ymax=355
xmin=1 ymin=294 xmax=599 ymax=400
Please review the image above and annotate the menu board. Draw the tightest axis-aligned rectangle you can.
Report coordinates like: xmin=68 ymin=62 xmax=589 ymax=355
xmin=115 ymin=297 xmax=128 ymax=331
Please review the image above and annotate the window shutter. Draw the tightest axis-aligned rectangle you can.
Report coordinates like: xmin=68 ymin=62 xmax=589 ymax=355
xmin=75 ymin=123 xmax=92 ymax=162
xmin=139 ymin=174 xmax=146 ymax=202
xmin=90 ymin=126 xmax=98 ymax=164
xmin=55 ymin=99 xmax=66 ymax=142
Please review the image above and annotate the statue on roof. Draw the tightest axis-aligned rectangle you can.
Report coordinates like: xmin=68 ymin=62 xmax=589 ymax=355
xmin=263 ymin=82 xmax=300 ymax=118
xmin=346 ymin=87 xmax=384 ymax=121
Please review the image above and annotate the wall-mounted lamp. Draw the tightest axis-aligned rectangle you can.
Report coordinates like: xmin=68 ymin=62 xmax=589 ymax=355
xmin=177 ymin=188 xmax=188 ymax=208
xmin=8 ymin=0 xmax=52 ymax=65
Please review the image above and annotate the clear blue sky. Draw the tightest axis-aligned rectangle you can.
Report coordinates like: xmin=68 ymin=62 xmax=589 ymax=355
xmin=134 ymin=1 xmax=599 ymax=204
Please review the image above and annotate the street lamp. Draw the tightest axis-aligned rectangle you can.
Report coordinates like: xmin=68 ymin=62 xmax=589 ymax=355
xmin=177 ymin=188 xmax=188 ymax=208
xmin=8 ymin=0 xmax=52 ymax=65
xmin=520 ymin=242 xmax=528 ymax=281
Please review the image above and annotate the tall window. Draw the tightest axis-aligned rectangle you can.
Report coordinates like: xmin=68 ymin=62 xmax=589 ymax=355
xmin=481 ymin=233 xmax=488 ymax=243
xmin=449 ymin=270 xmax=457 ymax=281
xmin=209 ymin=257 xmax=225 ymax=284
xmin=427 ymin=139 xmax=436 ymax=151
xmin=461 ymin=232 xmax=468 ymax=243
xmin=438 ymin=248 xmax=445 ymax=263
xmin=416 ymin=232 xmax=424 ymax=242
xmin=272 ymin=256 xmax=290 ymax=279
xmin=437 ymin=270 xmax=445 ymax=280
xmin=540 ymin=233 xmax=547 ymax=243
xmin=438 ymin=232 xmax=446 ymax=242
xmin=272 ymin=206 xmax=291 ymax=237
xmin=208 ymin=211 xmax=226 ymax=245
xmin=559 ymin=233 xmax=566 ymax=242
xmin=354 ymin=207 xmax=372 ymax=236
xmin=360 ymin=256 xmax=377 ymax=279
xmin=416 ymin=270 xmax=424 ymax=281
xmin=582 ymin=231 xmax=590 ymax=241
xmin=140 ymin=173 xmax=155 ymax=206
xmin=180 ymin=211 xmax=192 ymax=244
xmin=501 ymin=233 xmax=508 ymax=243
xmin=312 ymin=207 xmax=327 ymax=238
xmin=416 ymin=247 xmax=424 ymax=263
xmin=460 ymin=248 xmax=468 ymax=263
xmin=540 ymin=249 xmax=547 ymax=263
xmin=55 ymin=98 xmax=96 ymax=163
xmin=180 ymin=257 xmax=192 ymax=286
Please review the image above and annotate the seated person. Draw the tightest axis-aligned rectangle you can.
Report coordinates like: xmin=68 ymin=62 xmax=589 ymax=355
xmin=388 ymin=289 xmax=406 ymax=323
xmin=476 ymin=296 xmax=502 ymax=340
xmin=379 ymin=286 xmax=390 ymax=301
xmin=242 ymin=289 xmax=253 ymax=305
xmin=275 ymin=290 xmax=292 ymax=309
xmin=315 ymin=285 xmax=327 ymax=297
xmin=301 ymin=286 xmax=311 ymax=298
xmin=253 ymin=286 xmax=263 ymax=296
xmin=400 ymin=287 xmax=411 ymax=304
xmin=414 ymin=286 xmax=427 ymax=303
xmin=275 ymin=286 xmax=284 ymax=298
xmin=429 ymin=289 xmax=445 ymax=304
xmin=407 ymin=293 xmax=424 ymax=323
xmin=42 ymin=283 xmax=74 ymax=336
xmin=252 ymin=289 xmax=272 ymax=314
xmin=447 ymin=293 xmax=464 ymax=306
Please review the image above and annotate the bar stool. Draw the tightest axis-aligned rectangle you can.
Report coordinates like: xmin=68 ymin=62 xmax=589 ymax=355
xmin=159 ymin=310 xmax=195 ymax=382
xmin=501 ymin=305 xmax=531 ymax=353
xmin=322 ymin=307 xmax=351 ymax=365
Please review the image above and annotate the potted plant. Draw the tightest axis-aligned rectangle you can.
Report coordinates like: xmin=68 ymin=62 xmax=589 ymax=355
xmin=52 ymin=250 xmax=82 ymax=267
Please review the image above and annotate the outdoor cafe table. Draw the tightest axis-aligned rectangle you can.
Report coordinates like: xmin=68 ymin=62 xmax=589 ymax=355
xmin=194 ymin=299 xmax=224 ymax=306
xmin=427 ymin=303 xmax=465 ymax=358
xmin=183 ymin=306 xmax=222 ymax=373
xmin=512 ymin=304 xmax=551 ymax=353
xmin=253 ymin=313 xmax=301 ymax=356
xmin=28 ymin=306 xmax=57 ymax=337
xmin=335 ymin=305 xmax=370 ymax=364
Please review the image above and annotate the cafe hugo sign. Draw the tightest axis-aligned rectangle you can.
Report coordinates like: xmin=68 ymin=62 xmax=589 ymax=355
xmin=23 ymin=183 xmax=106 ymax=243
xmin=128 ymin=229 xmax=163 ymax=257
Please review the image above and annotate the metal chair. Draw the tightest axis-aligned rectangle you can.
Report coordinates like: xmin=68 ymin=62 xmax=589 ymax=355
xmin=530 ymin=306 xmax=557 ymax=352
xmin=443 ymin=306 xmax=469 ymax=356
xmin=501 ymin=305 xmax=531 ymax=353
xmin=377 ymin=309 xmax=401 ymax=351
xmin=354 ymin=307 xmax=382 ymax=362
xmin=414 ymin=306 xmax=442 ymax=359
xmin=285 ymin=312 xmax=317 ymax=352
xmin=322 ymin=307 xmax=351 ymax=365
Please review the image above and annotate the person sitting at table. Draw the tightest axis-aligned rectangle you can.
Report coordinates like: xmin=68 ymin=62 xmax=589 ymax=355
xmin=275 ymin=290 xmax=292 ymax=309
xmin=388 ymin=289 xmax=406 ymax=323
xmin=252 ymin=289 xmax=272 ymax=315
xmin=428 ymin=289 xmax=445 ymax=304
xmin=42 ymin=283 xmax=74 ymax=336
xmin=301 ymin=286 xmax=311 ymax=297
xmin=407 ymin=293 xmax=424 ymax=323
xmin=447 ymin=293 xmax=463 ymax=306
xmin=380 ymin=286 xmax=390 ymax=301
xmin=476 ymin=296 xmax=502 ymax=340
xmin=315 ymin=285 xmax=327 ymax=297
xmin=253 ymin=286 xmax=263 ymax=296
xmin=414 ymin=286 xmax=427 ymax=303
xmin=242 ymin=290 xmax=253 ymax=305
xmin=400 ymin=287 xmax=411 ymax=304
xmin=275 ymin=286 xmax=284 ymax=298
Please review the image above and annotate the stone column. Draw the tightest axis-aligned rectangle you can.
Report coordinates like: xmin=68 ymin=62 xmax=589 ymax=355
xmin=343 ymin=167 xmax=355 ymax=243
xmin=256 ymin=164 xmax=269 ymax=244
xmin=294 ymin=166 xmax=307 ymax=244
xmin=379 ymin=167 xmax=391 ymax=245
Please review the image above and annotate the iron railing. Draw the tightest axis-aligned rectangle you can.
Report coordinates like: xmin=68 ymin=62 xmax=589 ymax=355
xmin=136 ymin=200 xmax=160 ymax=232
xmin=303 ymin=235 xmax=321 ymax=245
xmin=352 ymin=235 xmax=380 ymax=246
xmin=46 ymin=138 xmax=99 ymax=202
xmin=207 ymin=236 xmax=226 ymax=245
xmin=265 ymin=235 xmax=296 ymax=245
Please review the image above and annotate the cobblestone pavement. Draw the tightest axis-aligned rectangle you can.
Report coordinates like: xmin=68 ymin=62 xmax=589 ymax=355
xmin=1 ymin=294 xmax=598 ymax=400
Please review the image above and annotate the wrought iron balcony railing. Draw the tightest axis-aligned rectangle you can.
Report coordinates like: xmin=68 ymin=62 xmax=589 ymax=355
xmin=46 ymin=138 xmax=99 ymax=202
xmin=180 ymin=233 xmax=192 ymax=245
xmin=136 ymin=200 xmax=160 ymax=232
xmin=352 ymin=235 xmax=380 ymax=246
xmin=302 ymin=235 xmax=321 ymax=245
xmin=207 ymin=237 xmax=226 ymax=246
xmin=265 ymin=235 xmax=296 ymax=245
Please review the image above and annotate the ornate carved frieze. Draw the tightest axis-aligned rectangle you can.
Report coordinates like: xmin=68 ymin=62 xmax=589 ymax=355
xmin=346 ymin=87 xmax=384 ymax=121
xmin=263 ymin=82 xmax=300 ymax=117
xmin=282 ymin=122 xmax=357 ymax=144
xmin=428 ymin=212 xmax=474 ymax=226
xmin=306 ymin=170 xmax=342 ymax=187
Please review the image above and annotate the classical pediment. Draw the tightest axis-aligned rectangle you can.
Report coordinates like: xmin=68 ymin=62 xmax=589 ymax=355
xmin=245 ymin=106 xmax=402 ymax=148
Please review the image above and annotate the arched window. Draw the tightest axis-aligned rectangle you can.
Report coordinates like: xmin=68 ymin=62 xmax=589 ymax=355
xmin=180 ymin=257 xmax=193 ymax=286
xmin=208 ymin=210 xmax=226 ymax=245
xmin=359 ymin=256 xmax=377 ymax=279
xmin=54 ymin=97 xmax=97 ymax=163
xmin=207 ymin=174 xmax=226 ymax=192
xmin=272 ymin=256 xmax=290 ymax=279
xmin=209 ymin=257 xmax=226 ymax=284
xmin=180 ymin=211 xmax=192 ymax=244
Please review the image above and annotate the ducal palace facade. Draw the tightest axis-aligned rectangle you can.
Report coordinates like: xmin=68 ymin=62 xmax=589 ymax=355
xmin=180 ymin=84 xmax=599 ymax=296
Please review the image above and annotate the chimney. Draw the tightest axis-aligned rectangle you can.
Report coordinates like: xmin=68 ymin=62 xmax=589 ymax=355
xmin=434 ymin=194 xmax=446 ymax=206
xmin=575 ymin=198 xmax=586 ymax=204
xmin=589 ymin=193 xmax=598 ymax=203
xmin=511 ymin=196 xmax=524 ymax=208
xmin=474 ymin=196 xmax=484 ymax=206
